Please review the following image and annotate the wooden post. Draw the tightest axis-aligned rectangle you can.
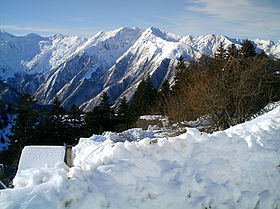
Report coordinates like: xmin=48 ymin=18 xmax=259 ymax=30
xmin=65 ymin=145 xmax=73 ymax=167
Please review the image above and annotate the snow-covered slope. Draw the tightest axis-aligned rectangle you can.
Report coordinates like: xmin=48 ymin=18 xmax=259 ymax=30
xmin=254 ymin=39 xmax=280 ymax=58
xmin=0 ymin=31 xmax=47 ymax=79
xmin=36 ymin=27 xmax=143 ymax=108
xmin=80 ymin=29 xmax=238 ymax=111
xmin=23 ymin=34 xmax=87 ymax=75
xmin=1 ymin=103 xmax=280 ymax=209
xmin=1 ymin=28 xmax=280 ymax=110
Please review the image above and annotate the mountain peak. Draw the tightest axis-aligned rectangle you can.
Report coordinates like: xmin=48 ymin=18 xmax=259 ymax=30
xmin=115 ymin=26 xmax=134 ymax=32
xmin=142 ymin=27 xmax=181 ymax=42
xmin=144 ymin=26 xmax=164 ymax=36
xmin=110 ymin=26 xmax=143 ymax=37
xmin=25 ymin=33 xmax=42 ymax=38
xmin=50 ymin=33 xmax=66 ymax=40
xmin=0 ymin=30 xmax=15 ymax=41
xmin=0 ymin=30 xmax=14 ymax=36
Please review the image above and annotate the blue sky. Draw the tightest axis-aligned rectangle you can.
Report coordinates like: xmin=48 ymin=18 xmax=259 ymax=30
xmin=0 ymin=0 xmax=279 ymax=40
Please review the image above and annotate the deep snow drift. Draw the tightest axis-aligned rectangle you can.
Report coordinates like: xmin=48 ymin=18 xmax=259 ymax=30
xmin=1 ymin=106 xmax=280 ymax=209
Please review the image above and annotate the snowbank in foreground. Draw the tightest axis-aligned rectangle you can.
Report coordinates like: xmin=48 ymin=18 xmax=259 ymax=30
xmin=1 ymin=107 xmax=280 ymax=209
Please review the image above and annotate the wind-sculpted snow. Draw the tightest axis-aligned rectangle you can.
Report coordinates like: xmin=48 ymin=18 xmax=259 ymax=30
xmin=1 ymin=28 xmax=280 ymax=110
xmin=1 ymin=106 xmax=280 ymax=209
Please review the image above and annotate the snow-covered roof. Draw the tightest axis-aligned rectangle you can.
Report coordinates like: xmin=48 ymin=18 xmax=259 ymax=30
xmin=17 ymin=146 xmax=65 ymax=172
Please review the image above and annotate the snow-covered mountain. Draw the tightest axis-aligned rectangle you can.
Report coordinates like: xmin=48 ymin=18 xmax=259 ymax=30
xmin=1 ymin=27 xmax=280 ymax=110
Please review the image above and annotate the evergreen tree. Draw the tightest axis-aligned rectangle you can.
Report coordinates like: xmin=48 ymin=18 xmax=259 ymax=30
xmin=68 ymin=104 xmax=84 ymax=144
xmin=215 ymin=41 xmax=227 ymax=60
xmin=40 ymin=97 xmax=68 ymax=145
xmin=10 ymin=93 xmax=38 ymax=148
xmin=173 ymin=56 xmax=188 ymax=91
xmin=143 ymin=76 xmax=157 ymax=107
xmin=241 ymin=39 xmax=256 ymax=58
xmin=159 ymin=80 xmax=170 ymax=96
xmin=8 ymin=94 xmax=39 ymax=165
xmin=50 ymin=97 xmax=65 ymax=116
xmin=84 ymin=92 xmax=116 ymax=135
xmin=130 ymin=79 xmax=146 ymax=118
xmin=213 ymin=41 xmax=228 ymax=73
xmin=155 ymin=80 xmax=170 ymax=115
xmin=0 ymin=135 xmax=5 ymax=144
xmin=226 ymin=44 xmax=239 ymax=59
xmin=98 ymin=92 xmax=116 ymax=131
xmin=130 ymin=76 xmax=157 ymax=119
xmin=116 ymin=97 xmax=132 ymax=131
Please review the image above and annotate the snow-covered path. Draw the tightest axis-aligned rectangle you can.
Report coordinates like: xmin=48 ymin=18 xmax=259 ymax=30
xmin=1 ymin=106 xmax=280 ymax=209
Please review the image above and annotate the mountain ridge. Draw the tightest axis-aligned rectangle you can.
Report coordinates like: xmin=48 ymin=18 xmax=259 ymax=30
xmin=1 ymin=27 xmax=279 ymax=110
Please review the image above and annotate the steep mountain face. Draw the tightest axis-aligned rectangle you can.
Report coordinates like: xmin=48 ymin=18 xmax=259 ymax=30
xmin=0 ymin=28 xmax=279 ymax=111
xmin=0 ymin=32 xmax=47 ymax=79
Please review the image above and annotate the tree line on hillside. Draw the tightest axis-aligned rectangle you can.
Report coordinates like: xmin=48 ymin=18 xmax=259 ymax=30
xmin=1 ymin=39 xmax=279 ymax=166
xmin=154 ymin=40 xmax=280 ymax=131
xmin=0 ymin=76 xmax=158 ymax=166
